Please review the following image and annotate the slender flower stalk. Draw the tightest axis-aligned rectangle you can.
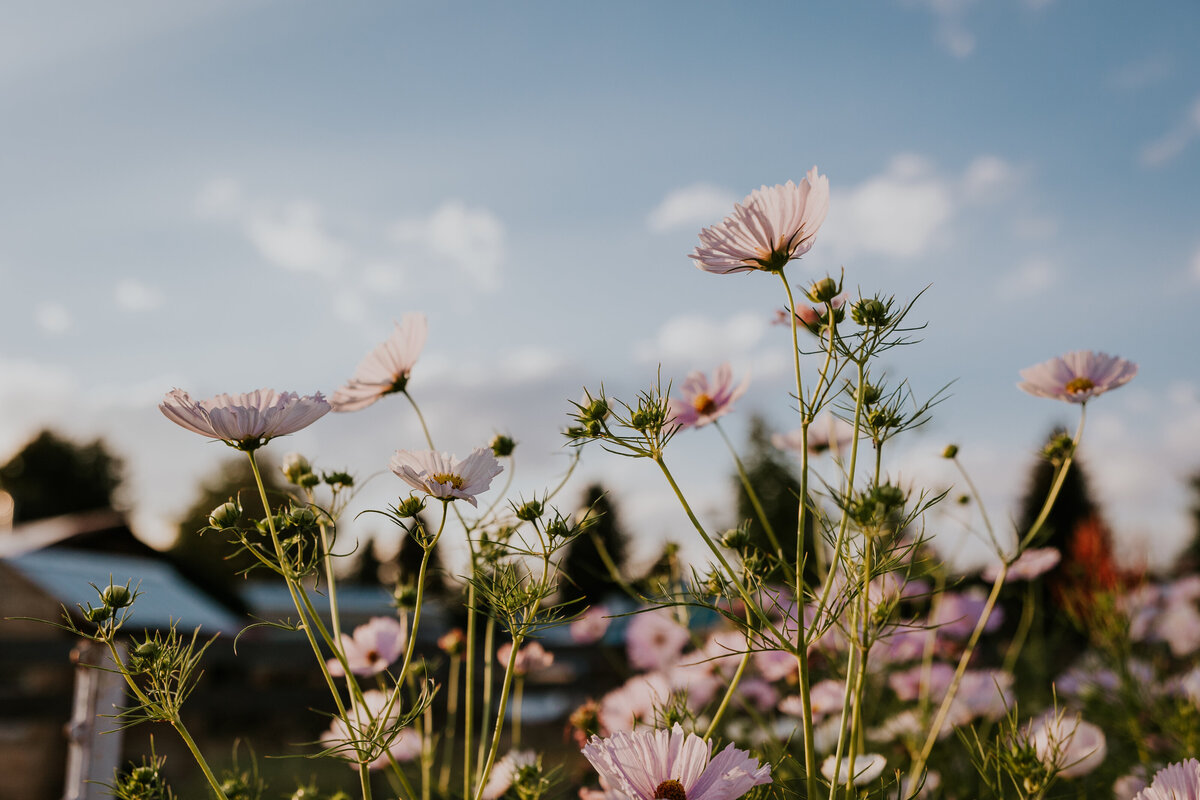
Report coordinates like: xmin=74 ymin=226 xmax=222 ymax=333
xmin=714 ymin=419 xmax=790 ymax=579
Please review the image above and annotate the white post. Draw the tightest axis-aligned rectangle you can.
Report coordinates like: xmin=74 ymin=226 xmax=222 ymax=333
xmin=62 ymin=639 xmax=127 ymax=800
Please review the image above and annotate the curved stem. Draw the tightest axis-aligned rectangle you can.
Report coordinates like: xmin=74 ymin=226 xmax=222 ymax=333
xmin=1019 ymin=407 xmax=1087 ymax=553
xmin=715 ymin=419 xmax=792 ymax=583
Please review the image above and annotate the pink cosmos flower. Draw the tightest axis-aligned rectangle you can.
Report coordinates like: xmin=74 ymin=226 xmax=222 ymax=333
xmin=1028 ymin=711 xmax=1107 ymax=779
xmin=773 ymin=293 xmax=848 ymax=333
xmin=666 ymin=364 xmax=750 ymax=430
xmin=1133 ymin=759 xmax=1200 ymax=800
xmin=1017 ymin=350 xmax=1137 ymax=403
xmin=691 ymin=167 xmax=830 ymax=274
xmin=625 ymin=608 xmax=691 ymax=671
xmin=497 ymin=641 xmax=554 ymax=675
xmin=327 ymin=616 xmax=407 ymax=678
xmin=321 ymin=689 xmax=419 ymax=770
xmin=773 ymin=414 xmax=856 ymax=457
xmin=582 ymin=724 xmax=772 ymax=800
xmin=332 ymin=313 xmax=428 ymax=412
xmin=930 ymin=589 xmax=1004 ymax=640
xmin=160 ymin=388 xmax=330 ymax=451
xmin=599 ymin=672 xmax=672 ymax=733
xmin=389 ymin=447 xmax=503 ymax=506
xmin=571 ymin=605 xmax=613 ymax=645
xmin=983 ymin=547 xmax=1061 ymax=582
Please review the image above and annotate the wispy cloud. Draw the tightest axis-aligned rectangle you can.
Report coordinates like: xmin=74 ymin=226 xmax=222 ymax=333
xmin=647 ymin=183 xmax=738 ymax=233
xmin=999 ymin=256 xmax=1060 ymax=299
xmin=114 ymin=279 xmax=164 ymax=312
xmin=247 ymin=201 xmax=351 ymax=277
xmin=0 ymin=357 xmax=78 ymax=455
xmin=1110 ymin=53 xmax=1172 ymax=91
xmin=634 ymin=311 xmax=768 ymax=367
xmin=390 ymin=201 xmax=506 ymax=293
xmin=34 ymin=302 xmax=72 ymax=334
xmin=901 ymin=0 xmax=977 ymax=58
xmin=1139 ymin=95 xmax=1200 ymax=167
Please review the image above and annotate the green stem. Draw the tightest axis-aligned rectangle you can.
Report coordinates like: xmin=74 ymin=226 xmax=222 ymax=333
xmin=715 ymin=419 xmax=793 ymax=583
xmin=513 ymin=675 xmax=525 ymax=749
xmin=702 ymin=641 xmax=752 ymax=740
xmin=174 ymin=719 xmax=232 ymax=800
xmin=1018 ymin=408 xmax=1087 ymax=553
xmin=475 ymin=633 xmax=523 ymax=800
xmin=396 ymin=505 xmax=449 ymax=685
xmin=438 ymin=652 xmax=461 ymax=795
xmin=475 ymin=615 xmax=498 ymax=786
xmin=359 ymin=764 xmax=374 ymax=800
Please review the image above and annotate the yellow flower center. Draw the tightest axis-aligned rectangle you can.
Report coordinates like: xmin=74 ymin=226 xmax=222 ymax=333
xmin=430 ymin=472 xmax=465 ymax=489
xmin=1065 ymin=377 xmax=1095 ymax=395
xmin=654 ymin=780 xmax=687 ymax=800
xmin=692 ymin=393 xmax=717 ymax=415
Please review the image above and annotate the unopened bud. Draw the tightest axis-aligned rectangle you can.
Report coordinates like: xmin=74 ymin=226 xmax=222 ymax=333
xmin=584 ymin=398 xmax=609 ymax=421
xmin=394 ymin=582 xmax=419 ymax=609
xmin=857 ymin=383 xmax=882 ymax=406
xmin=208 ymin=501 xmax=241 ymax=529
xmin=323 ymin=470 xmax=354 ymax=488
xmin=102 ymin=585 xmax=133 ymax=609
xmin=396 ymin=496 xmax=426 ymax=518
xmin=942 ymin=444 xmax=959 ymax=459
xmin=490 ymin=434 xmax=517 ymax=458
xmin=515 ymin=500 xmax=544 ymax=522
xmin=806 ymin=277 xmax=840 ymax=304
xmin=84 ymin=605 xmax=111 ymax=623
xmin=282 ymin=453 xmax=313 ymax=484
xmin=851 ymin=297 xmax=889 ymax=327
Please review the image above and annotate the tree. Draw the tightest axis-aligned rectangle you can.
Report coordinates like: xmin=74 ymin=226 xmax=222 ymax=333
xmin=559 ymin=483 xmax=630 ymax=604
xmin=733 ymin=415 xmax=817 ymax=584
xmin=387 ymin=511 xmax=447 ymax=596
xmin=0 ymin=429 xmax=124 ymax=523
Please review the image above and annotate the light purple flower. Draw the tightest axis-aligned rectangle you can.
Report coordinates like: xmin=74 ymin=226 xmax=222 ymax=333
xmin=582 ymin=724 xmax=771 ymax=800
xmin=1028 ymin=711 xmax=1107 ymax=779
xmin=691 ymin=167 xmax=830 ymax=274
xmin=821 ymin=753 xmax=887 ymax=787
xmin=773 ymin=293 xmax=848 ymax=332
xmin=497 ymin=641 xmax=554 ymax=675
xmin=1134 ymin=759 xmax=1200 ymax=800
xmin=666 ymin=363 xmax=750 ymax=430
xmin=332 ymin=313 xmax=428 ymax=412
xmin=626 ymin=608 xmax=691 ymax=671
xmin=1017 ymin=350 xmax=1137 ymax=403
xmin=599 ymin=673 xmax=672 ymax=733
xmin=930 ymin=589 xmax=1004 ymax=640
xmin=772 ymin=414 xmax=856 ymax=457
xmin=572 ymin=605 xmax=612 ymax=645
xmin=983 ymin=547 xmax=1061 ymax=582
xmin=160 ymin=388 xmax=330 ymax=451
xmin=327 ymin=616 xmax=408 ymax=678
xmin=321 ymin=688 xmax=417 ymax=770
xmin=389 ymin=447 xmax=503 ymax=506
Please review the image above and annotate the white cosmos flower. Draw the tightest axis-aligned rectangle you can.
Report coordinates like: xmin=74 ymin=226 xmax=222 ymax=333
xmin=332 ymin=313 xmax=428 ymax=412
xmin=160 ymin=388 xmax=329 ymax=451
xmin=389 ymin=447 xmax=503 ymax=506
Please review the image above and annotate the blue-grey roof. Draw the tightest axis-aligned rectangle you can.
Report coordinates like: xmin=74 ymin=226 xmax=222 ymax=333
xmin=5 ymin=549 xmax=244 ymax=635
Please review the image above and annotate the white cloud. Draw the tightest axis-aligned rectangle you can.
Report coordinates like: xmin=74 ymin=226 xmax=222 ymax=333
xmin=635 ymin=312 xmax=767 ymax=366
xmin=1000 ymin=256 xmax=1059 ymax=299
xmin=391 ymin=201 xmax=505 ymax=293
xmin=1139 ymin=95 xmax=1200 ymax=167
xmin=822 ymin=154 xmax=955 ymax=260
xmin=114 ymin=279 xmax=164 ymax=312
xmin=34 ymin=302 xmax=72 ymax=334
xmin=647 ymin=183 xmax=738 ymax=233
xmin=498 ymin=347 xmax=566 ymax=384
xmin=246 ymin=201 xmax=351 ymax=276
xmin=961 ymin=155 xmax=1022 ymax=203
xmin=0 ymin=357 xmax=78 ymax=456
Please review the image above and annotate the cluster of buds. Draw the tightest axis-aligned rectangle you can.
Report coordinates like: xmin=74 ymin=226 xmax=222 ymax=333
xmin=566 ymin=381 xmax=677 ymax=459
xmin=282 ymin=452 xmax=355 ymax=490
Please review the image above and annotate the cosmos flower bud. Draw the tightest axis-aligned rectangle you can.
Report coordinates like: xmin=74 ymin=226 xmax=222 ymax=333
xmin=720 ymin=526 xmax=752 ymax=550
xmin=851 ymin=297 xmax=889 ymax=327
xmin=282 ymin=452 xmax=313 ymax=484
xmin=514 ymin=499 xmax=544 ymax=521
xmin=438 ymin=629 xmax=466 ymax=656
xmin=584 ymin=398 xmax=609 ymax=421
xmin=490 ymin=434 xmax=517 ymax=458
xmin=102 ymin=584 xmax=133 ymax=609
xmin=806 ymin=277 xmax=840 ymax=303
xmin=208 ymin=501 xmax=241 ymax=529
xmin=323 ymin=471 xmax=354 ymax=488
xmin=289 ymin=505 xmax=319 ymax=527
xmin=395 ymin=496 xmax=426 ymax=518
xmin=857 ymin=383 xmax=882 ymax=406
xmin=942 ymin=444 xmax=959 ymax=459
xmin=84 ymin=605 xmax=111 ymax=624
xmin=394 ymin=582 xmax=419 ymax=609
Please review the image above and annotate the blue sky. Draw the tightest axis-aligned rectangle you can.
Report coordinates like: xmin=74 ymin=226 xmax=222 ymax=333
xmin=2 ymin=1 xmax=1198 ymax=571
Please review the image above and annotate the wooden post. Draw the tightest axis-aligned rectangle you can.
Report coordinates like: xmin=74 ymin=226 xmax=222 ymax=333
xmin=62 ymin=639 xmax=127 ymax=800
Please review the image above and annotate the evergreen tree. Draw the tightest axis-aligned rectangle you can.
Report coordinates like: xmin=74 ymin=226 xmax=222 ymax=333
xmin=388 ymin=511 xmax=447 ymax=596
xmin=733 ymin=415 xmax=817 ymax=584
xmin=559 ymin=483 xmax=630 ymax=604
xmin=0 ymin=429 xmax=124 ymax=522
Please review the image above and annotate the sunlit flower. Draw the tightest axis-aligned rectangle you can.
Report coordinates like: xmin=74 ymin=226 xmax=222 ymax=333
xmin=666 ymin=363 xmax=750 ymax=430
xmin=327 ymin=616 xmax=407 ymax=677
xmin=691 ymin=167 xmax=830 ymax=274
xmin=321 ymin=689 xmax=418 ymax=770
xmin=582 ymin=724 xmax=772 ymax=800
xmin=598 ymin=673 xmax=671 ymax=733
xmin=331 ymin=313 xmax=428 ymax=412
xmin=983 ymin=547 xmax=1061 ymax=582
xmin=821 ymin=753 xmax=887 ymax=787
xmin=1028 ymin=711 xmax=1107 ymax=779
xmin=482 ymin=750 xmax=539 ymax=800
xmin=389 ymin=447 xmax=503 ymax=506
xmin=1133 ymin=759 xmax=1200 ymax=800
xmin=626 ymin=608 xmax=690 ymax=671
xmin=160 ymin=388 xmax=330 ymax=451
xmin=497 ymin=641 xmax=554 ymax=675
xmin=1017 ymin=350 xmax=1137 ymax=403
